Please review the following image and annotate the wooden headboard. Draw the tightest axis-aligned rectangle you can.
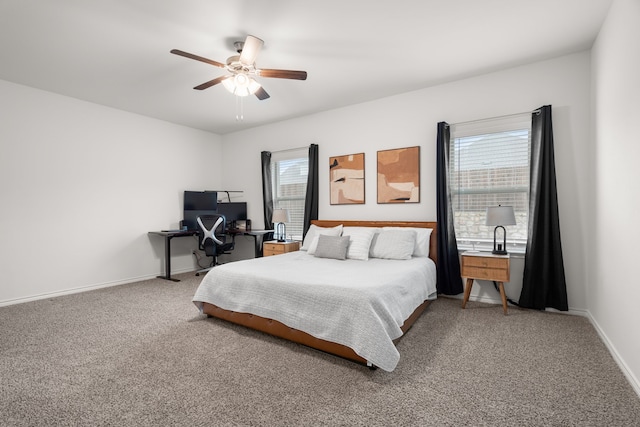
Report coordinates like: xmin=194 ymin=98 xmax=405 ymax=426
xmin=311 ymin=220 xmax=437 ymax=265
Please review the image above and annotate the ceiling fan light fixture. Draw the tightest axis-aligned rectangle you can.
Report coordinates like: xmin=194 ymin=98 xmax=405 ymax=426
xmin=235 ymin=73 xmax=249 ymax=86
xmin=222 ymin=73 xmax=261 ymax=97
xmin=172 ymin=34 xmax=305 ymax=102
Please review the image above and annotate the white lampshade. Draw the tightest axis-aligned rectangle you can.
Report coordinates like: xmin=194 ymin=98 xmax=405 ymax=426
xmin=485 ymin=206 xmax=516 ymax=227
xmin=222 ymin=73 xmax=261 ymax=97
xmin=272 ymin=209 xmax=290 ymax=224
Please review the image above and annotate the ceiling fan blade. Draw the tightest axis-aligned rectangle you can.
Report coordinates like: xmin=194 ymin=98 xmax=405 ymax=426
xmin=170 ymin=49 xmax=226 ymax=68
xmin=193 ymin=75 xmax=230 ymax=90
xmin=239 ymin=35 xmax=263 ymax=65
xmin=257 ymin=69 xmax=307 ymax=80
xmin=255 ymin=87 xmax=270 ymax=100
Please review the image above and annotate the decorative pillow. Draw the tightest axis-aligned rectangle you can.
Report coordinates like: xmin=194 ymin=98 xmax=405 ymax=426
xmin=300 ymin=224 xmax=343 ymax=251
xmin=308 ymin=232 xmax=345 ymax=255
xmin=313 ymin=235 xmax=350 ymax=260
xmin=383 ymin=227 xmax=433 ymax=257
xmin=342 ymin=227 xmax=377 ymax=260
xmin=369 ymin=229 xmax=416 ymax=260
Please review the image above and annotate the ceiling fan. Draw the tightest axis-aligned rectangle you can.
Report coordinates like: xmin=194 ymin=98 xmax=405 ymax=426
xmin=171 ymin=35 xmax=307 ymax=100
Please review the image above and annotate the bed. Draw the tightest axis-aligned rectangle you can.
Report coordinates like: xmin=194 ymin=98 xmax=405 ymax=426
xmin=192 ymin=220 xmax=437 ymax=371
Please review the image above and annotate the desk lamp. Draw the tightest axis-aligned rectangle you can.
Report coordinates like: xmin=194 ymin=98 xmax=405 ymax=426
xmin=272 ymin=209 xmax=290 ymax=242
xmin=486 ymin=205 xmax=516 ymax=255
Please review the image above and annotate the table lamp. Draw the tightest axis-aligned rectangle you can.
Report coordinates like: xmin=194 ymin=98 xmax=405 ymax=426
xmin=486 ymin=205 xmax=516 ymax=255
xmin=272 ymin=209 xmax=290 ymax=242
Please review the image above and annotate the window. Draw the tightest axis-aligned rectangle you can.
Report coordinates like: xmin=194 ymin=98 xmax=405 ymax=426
xmin=449 ymin=113 xmax=531 ymax=253
xmin=271 ymin=150 xmax=308 ymax=240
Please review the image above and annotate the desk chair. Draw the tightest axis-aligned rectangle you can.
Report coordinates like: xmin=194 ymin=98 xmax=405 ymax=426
xmin=195 ymin=214 xmax=235 ymax=276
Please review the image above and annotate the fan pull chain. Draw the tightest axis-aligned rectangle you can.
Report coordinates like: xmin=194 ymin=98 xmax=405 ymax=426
xmin=235 ymin=96 xmax=244 ymax=122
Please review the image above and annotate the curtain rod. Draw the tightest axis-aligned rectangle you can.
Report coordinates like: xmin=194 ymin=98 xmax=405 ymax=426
xmin=270 ymin=145 xmax=309 ymax=154
xmin=448 ymin=109 xmax=541 ymax=128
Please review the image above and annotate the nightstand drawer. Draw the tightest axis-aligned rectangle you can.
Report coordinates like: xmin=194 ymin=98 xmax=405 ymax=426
xmin=263 ymin=243 xmax=285 ymax=254
xmin=463 ymin=256 xmax=508 ymax=269
xmin=461 ymin=253 xmax=510 ymax=282
xmin=263 ymin=241 xmax=300 ymax=257
xmin=461 ymin=266 xmax=510 ymax=282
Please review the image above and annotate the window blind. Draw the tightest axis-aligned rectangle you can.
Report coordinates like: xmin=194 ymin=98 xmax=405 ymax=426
xmin=449 ymin=113 xmax=531 ymax=252
xmin=271 ymin=148 xmax=308 ymax=239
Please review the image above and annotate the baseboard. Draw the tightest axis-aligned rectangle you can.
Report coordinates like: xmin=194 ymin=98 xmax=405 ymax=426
xmin=0 ymin=267 xmax=195 ymax=307
xmin=581 ymin=310 xmax=640 ymax=399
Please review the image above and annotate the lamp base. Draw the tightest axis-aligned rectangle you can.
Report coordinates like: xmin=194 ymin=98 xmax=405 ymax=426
xmin=492 ymin=230 xmax=507 ymax=255
xmin=275 ymin=222 xmax=286 ymax=243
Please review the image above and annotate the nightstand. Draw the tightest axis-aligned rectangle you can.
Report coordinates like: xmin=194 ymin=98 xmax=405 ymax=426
xmin=461 ymin=251 xmax=511 ymax=315
xmin=263 ymin=240 xmax=300 ymax=257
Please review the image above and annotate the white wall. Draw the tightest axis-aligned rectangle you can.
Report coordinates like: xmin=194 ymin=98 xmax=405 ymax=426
xmin=591 ymin=0 xmax=640 ymax=394
xmin=0 ymin=80 xmax=222 ymax=304
xmin=221 ymin=52 xmax=592 ymax=311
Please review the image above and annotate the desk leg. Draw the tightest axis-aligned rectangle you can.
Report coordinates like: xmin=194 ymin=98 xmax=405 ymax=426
xmin=253 ymin=235 xmax=264 ymax=257
xmin=461 ymin=278 xmax=474 ymax=309
xmin=498 ymin=281 xmax=508 ymax=315
xmin=158 ymin=236 xmax=180 ymax=282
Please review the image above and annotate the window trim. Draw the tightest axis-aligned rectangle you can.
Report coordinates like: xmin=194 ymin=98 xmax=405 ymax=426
xmin=449 ymin=113 xmax=532 ymax=252
xmin=270 ymin=150 xmax=308 ymax=241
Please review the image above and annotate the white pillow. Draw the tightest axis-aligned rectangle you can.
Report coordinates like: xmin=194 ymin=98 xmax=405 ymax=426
xmin=369 ymin=229 xmax=416 ymax=260
xmin=301 ymin=224 xmax=343 ymax=251
xmin=342 ymin=227 xmax=377 ymax=260
xmin=383 ymin=227 xmax=433 ymax=257
xmin=307 ymin=234 xmax=322 ymax=255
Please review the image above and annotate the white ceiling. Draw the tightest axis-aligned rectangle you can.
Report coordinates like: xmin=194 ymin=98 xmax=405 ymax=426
xmin=0 ymin=0 xmax=612 ymax=135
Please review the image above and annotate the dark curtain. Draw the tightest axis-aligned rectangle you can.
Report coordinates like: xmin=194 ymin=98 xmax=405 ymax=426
xmin=261 ymin=151 xmax=274 ymax=230
xmin=303 ymin=144 xmax=319 ymax=237
xmin=436 ymin=122 xmax=463 ymax=295
xmin=519 ymin=105 xmax=568 ymax=311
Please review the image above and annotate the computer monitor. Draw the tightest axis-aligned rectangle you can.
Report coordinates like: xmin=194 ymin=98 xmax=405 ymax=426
xmin=216 ymin=202 xmax=247 ymax=226
xmin=182 ymin=191 xmax=217 ymax=230
xmin=184 ymin=191 xmax=218 ymax=211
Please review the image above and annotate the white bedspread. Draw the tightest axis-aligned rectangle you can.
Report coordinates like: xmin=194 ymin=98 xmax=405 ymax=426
xmin=193 ymin=251 xmax=437 ymax=371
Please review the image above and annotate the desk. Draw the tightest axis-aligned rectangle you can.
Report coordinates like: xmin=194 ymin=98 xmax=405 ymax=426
xmin=148 ymin=230 xmax=198 ymax=282
xmin=229 ymin=229 xmax=274 ymax=258
xmin=149 ymin=229 xmax=273 ymax=282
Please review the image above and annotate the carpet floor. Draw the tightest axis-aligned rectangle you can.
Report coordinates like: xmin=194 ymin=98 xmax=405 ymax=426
xmin=1 ymin=272 xmax=639 ymax=426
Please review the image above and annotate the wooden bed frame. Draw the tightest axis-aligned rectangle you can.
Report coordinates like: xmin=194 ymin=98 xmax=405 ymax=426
xmin=201 ymin=220 xmax=437 ymax=368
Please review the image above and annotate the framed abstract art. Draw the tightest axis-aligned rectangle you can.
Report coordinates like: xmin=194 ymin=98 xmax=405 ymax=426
xmin=377 ymin=146 xmax=420 ymax=203
xmin=329 ymin=153 xmax=365 ymax=205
